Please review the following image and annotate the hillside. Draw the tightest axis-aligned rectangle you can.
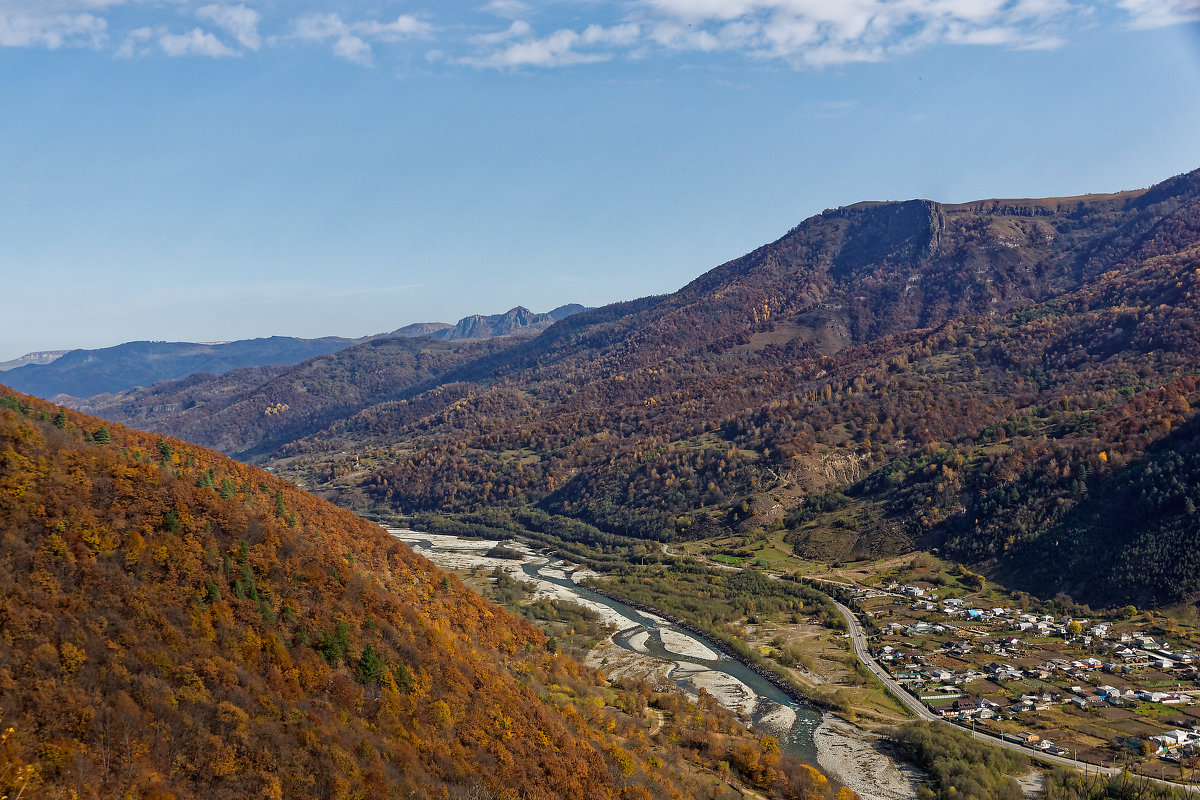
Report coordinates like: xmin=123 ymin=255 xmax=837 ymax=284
xmin=74 ymin=336 xmax=525 ymax=458
xmin=0 ymin=386 xmax=847 ymax=800
xmin=79 ymin=168 xmax=1200 ymax=608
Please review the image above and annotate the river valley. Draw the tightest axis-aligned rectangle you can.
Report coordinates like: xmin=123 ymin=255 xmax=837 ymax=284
xmin=388 ymin=528 xmax=924 ymax=800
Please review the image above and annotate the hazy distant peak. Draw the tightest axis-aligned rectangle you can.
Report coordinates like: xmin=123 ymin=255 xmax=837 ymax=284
xmin=432 ymin=304 xmax=590 ymax=341
xmin=548 ymin=303 xmax=590 ymax=321
xmin=388 ymin=321 xmax=453 ymax=338
xmin=0 ymin=350 xmax=68 ymax=372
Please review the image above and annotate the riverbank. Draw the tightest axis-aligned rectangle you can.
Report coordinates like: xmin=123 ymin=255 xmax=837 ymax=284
xmin=815 ymin=716 xmax=923 ymax=800
xmin=389 ymin=528 xmax=912 ymax=781
xmin=392 ymin=529 xmax=811 ymax=739
xmin=581 ymin=581 xmax=834 ymax=712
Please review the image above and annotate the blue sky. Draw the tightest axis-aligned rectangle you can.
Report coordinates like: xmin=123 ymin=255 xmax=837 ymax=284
xmin=2 ymin=0 xmax=1200 ymax=360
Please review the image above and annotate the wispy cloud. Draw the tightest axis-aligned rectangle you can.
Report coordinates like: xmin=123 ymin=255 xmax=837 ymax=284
xmin=1114 ymin=0 xmax=1200 ymax=28
xmin=160 ymin=27 xmax=238 ymax=57
xmin=470 ymin=19 xmax=532 ymax=45
xmin=197 ymin=4 xmax=260 ymax=50
xmin=481 ymin=0 xmax=532 ymax=19
xmin=291 ymin=12 xmax=432 ymax=66
xmin=632 ymin=0 xmax=1082 ymax=65
xmin=1 ymin=1 xmax=1196 ymax=68
xmin=0 ymin=1 xmax=110 ymax=49
xmin=462 ymin=22 xmax=640 ymax=67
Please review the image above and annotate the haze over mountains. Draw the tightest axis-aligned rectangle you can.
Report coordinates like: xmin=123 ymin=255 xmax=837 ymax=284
xmin=2 ymin=305 xmax=589 ymax=401
xmin=34 ymin=169 xmax=1200 ymax=609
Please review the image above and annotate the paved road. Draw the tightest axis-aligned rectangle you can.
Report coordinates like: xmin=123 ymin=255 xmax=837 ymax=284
xmin=828 ymin=597 xmax=1200 ymax=792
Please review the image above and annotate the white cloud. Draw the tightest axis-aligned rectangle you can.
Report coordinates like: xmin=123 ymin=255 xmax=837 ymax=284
xmin=1115 ymin=0 xmax=1200 ymax=28
xmin=0 ymin=8 xmax=107 ymax=48
xmin=471 ymin=19 xmax=532 ymax=44
xmin=114 ymin=24 xmax=154 ymax=58
xmin=481 ymin=0 xmax=532 ymax=19
xmin=633 ymin=0 xmax=1079 ymax=63
xmin=291 ymin=12 xmax=431 ymax=66
xmin=357 ymin=15 xmax=433 ymax=41
xmin=462 ymin=22 xmax=640 ymax=67
xmin=159 ymin=26 xmax=238 ymax=57
xmin=197 ymin=4 xmax=260 ymax=50
xmin=0 ymin=0 xmax=1190 ymax=68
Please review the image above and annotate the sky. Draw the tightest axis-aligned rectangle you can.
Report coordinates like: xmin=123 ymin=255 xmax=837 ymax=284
xmin=2 ymin=0 xmax=1200 ymax=361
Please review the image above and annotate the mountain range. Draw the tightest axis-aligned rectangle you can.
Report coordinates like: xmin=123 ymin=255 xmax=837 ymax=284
xmin=2 ymin=305 xmax=589 ymax=401
xmin=62 ymin=168 xmax=1200 ymax=608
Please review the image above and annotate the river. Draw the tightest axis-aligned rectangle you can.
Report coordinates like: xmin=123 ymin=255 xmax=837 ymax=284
xmin=389 ymin=528 xmax=822 ymax=763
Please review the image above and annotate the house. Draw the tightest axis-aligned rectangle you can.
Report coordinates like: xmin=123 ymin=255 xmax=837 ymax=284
xmin=1152 ymin=731 xmax=1199 ymax=750
xmin=1070 ymin=694 xmax=1105 ymax=709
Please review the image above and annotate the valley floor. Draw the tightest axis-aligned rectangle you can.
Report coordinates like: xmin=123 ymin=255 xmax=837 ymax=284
xmin=388 ymin=527 xmax=932 ymax=800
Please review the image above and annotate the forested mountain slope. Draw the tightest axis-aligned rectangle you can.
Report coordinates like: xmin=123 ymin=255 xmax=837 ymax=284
xmin=76 ymin=335 xmax=525 ymax=457
xmin=0 ymin=387 xmax=844 ymax=800
xmin=78 ymin=168 xmax=1200 ymax=608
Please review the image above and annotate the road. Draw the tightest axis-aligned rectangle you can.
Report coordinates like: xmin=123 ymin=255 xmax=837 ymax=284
xmin=829 ymin=598 xmax=1200 ymax=792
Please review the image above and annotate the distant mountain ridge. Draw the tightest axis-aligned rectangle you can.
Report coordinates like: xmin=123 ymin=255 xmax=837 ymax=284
xmin=389 ymin=321 xmax=453 ymax=337
xmin=5 ymin=304 xmax=590 ymax=401
xmin=2 ymin=336 xmax=362 ymax=400
xmin=432 ymin=305 xmax=561 ymax=340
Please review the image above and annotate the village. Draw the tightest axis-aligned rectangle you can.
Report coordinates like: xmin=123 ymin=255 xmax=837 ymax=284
xmin=828 ymin=561 xmax=1200 ymax=782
